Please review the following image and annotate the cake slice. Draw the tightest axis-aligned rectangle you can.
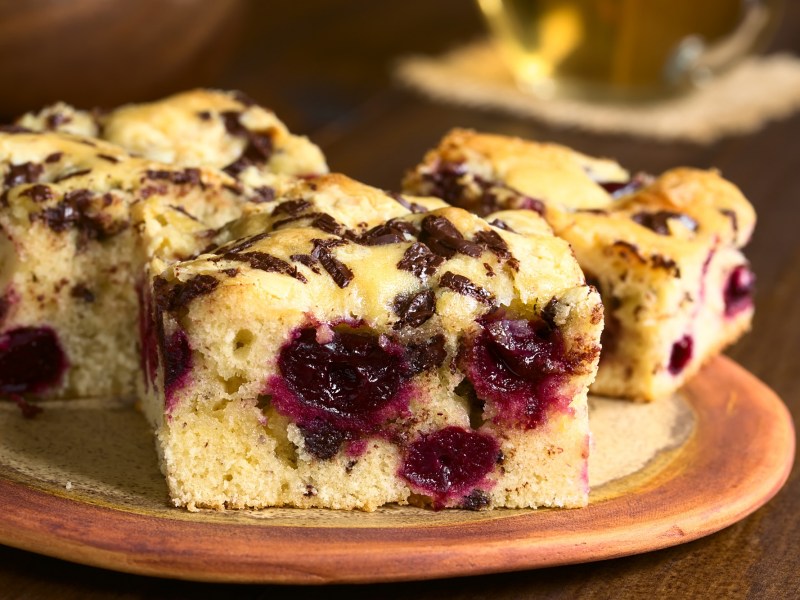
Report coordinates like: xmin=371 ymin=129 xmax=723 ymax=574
xmin=403 ymin=129 xmax=755 ymax=401
xmin=0 ymin=130 xmax=249 ymax=400
xmin=17 ymin=89 xmax=329 ymax=189
xmin=145 ymin=205 xmax=602 ymax=510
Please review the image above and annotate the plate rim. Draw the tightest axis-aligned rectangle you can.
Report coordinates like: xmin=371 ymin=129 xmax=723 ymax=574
xmin=0 ymin=356 xmax=794 ymax=584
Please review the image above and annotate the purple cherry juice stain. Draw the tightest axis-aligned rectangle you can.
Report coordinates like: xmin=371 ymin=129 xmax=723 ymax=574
xmin=669 ymin=335 xmax=693 ymax=375
xmin=163 ymin=329 xmax=192 ymax=411
xmin=0 ymin=327 xmax=67 ymax=395
xmin=724 ymin=265 xmax=755 ymax=317
xmin=269 ymin=326 xmax=413 ymax=459
xmin=399 ymin=426 xmax=499 ymax=509
xmin=462 ymin=317 xmax=577 ymax=429
xmin=137 ymin=284 xmax=159 ymax=391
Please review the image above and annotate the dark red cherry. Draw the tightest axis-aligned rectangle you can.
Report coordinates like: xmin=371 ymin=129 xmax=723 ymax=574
xmin=270 ymin=327 xmax=412 ymax=457
xmin=0 ymin=327 xmax=67 ymax=395
xmin=668 ymin=335 xmax=693 ymax=375
xmin=724 ymin=265 xmax=755 ymax=317
xmin=399 ymin=426 xmax=499 ymax=509
xmin=463 ymin=318 xmax=576 ymax=429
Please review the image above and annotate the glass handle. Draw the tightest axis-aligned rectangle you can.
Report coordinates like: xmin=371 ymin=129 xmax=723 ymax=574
xmin=664 ymin=0 xmax=783 ymax=88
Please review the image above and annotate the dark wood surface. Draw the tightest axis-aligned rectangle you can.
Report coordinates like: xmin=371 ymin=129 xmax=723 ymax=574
xmin=2 ymin=1 xmax=799 ymax=597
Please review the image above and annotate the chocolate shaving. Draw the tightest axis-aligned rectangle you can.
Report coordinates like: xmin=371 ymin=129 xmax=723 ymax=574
xmin=439 ymin=272 xmax=495 ymax=304
xmin=272 ymin=199 xmax=312 ymax=217
xmin=388 ymin=191 xmax=427 ymax=214
xmin=393 ymin=289 xmax=436 ymax=329
xmin=44 ymin=152 xmax=63 ymax=164
xmin=397 ymin=242 xmax=445 ymax=279
xmin=97 ymin=153 xmax=120 ymax=164
xmin=272 ymin=211 xmax=345 ymax=236
xmin=197 ymin=110 xmax=212 ymax=121
xmin=225 ymin=251 xmax=307 ymax=283
xmin=219 ymin=232 xmax=271 ymax=255
xmin=290 ymin=254 xmax=321 ymax=274
xmin=419 ymin=215 xmax=482 ymax=258
xmin=155 ymin=274 xmax=219 ymax=312
xmin=168 ymin=205 xmax=201 ymax=222
xmin=145 ymin=168 xmax=202 ymax=186
xmin=53 ymin=169 xmax=91 ymax=183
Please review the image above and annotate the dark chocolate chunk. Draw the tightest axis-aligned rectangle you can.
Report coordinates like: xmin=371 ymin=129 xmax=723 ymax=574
xmin=489 ymin=218 xmax=514 ymax=232
xmin=397 ymin=242 xmax=445 ymax=279
xmin=439 ymin=272 xmax=495 ymax=304
xmin=393 ymin=289 xmax=436 ymax=329
xmin=406 ymin=334 xmax=447 ymax=375
xmin=631 ymin=210 xmax=698 ymax=235
xmin=461 ymin=489 xmax=491 ymax=511
xmin=272 ymin=199 xmax=312 ymax=217
xmin=358 ymin=219 xmax=418 ymax=246
xmin=37 ymin=189 xmax=128 ymax=241
xmin=251 ymin=185 xmax=275 ymax=203
xmin=21 ymin=184 xmax=53 ymax=203
xmin=5 ymin=162 xmax=43 ymax=187
xmin=44 ymin=152 xmax=63 ymax=164
xmin=197 ymin=110 xmax=212 ymax=121
xmin=45 ymin=112 xmax=70 ymax=129
xmin=70 ymin=283 xmax=95 ymax=303
xmin=473 ymin=229 xmax=511 ymax=259
xmin=597 ymin=172 xmax=652 ymax=198
xmin=221 ymin=111 xmax=247 ymax=136
xmin=311 ymin=239 xmax=353 ymax=288
xmin=419 ymin=215 xmax=482 ymax=259
xmin=300 ymin=421 xmax=349 ymax=460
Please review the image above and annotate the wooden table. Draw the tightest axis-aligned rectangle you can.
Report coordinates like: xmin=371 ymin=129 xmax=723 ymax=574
xmin=1 ymin=1 xmax=798 ymax=597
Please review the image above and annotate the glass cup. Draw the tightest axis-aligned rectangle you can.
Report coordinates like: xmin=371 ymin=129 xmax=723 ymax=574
xmin=476 ymin=0 xmax=784 ymax=101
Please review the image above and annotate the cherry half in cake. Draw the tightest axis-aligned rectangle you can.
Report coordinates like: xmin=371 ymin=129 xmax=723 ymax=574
xmin=0 ymin=327 xmax=67 ymax=395
xmin=0 ymin=327 xmax=67 ymax=417
xmin=399 ymin=426 xmax=499 ymax=509
xmin=462 ymin=315 xmax=577 ymax=429
xmin=270 ymin=325 xmax=415 ymax=458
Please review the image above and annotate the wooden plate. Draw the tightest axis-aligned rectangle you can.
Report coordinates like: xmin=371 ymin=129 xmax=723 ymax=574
xmin=0 ymin=356 xmax=793 ymax=584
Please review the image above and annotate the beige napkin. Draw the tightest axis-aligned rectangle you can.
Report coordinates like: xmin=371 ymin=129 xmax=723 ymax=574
xmin=396 ymin=40 xmax=800 ymax=143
